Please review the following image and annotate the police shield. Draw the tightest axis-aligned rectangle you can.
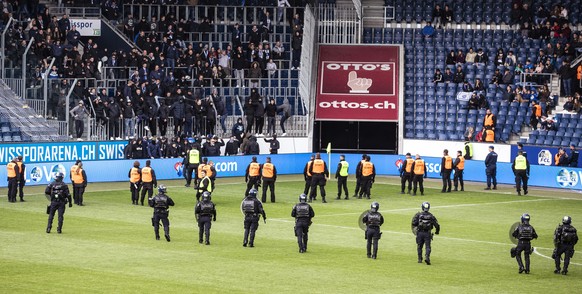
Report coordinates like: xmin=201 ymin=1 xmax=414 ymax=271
xmin=357 ymin=211 xmax=368 ymax=231
xmin=508 ymin=222 xmax=520 ymax=245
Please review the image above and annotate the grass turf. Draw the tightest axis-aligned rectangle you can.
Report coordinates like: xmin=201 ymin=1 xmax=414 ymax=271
xmin=1 ymin=175 xmax=582 ymax=293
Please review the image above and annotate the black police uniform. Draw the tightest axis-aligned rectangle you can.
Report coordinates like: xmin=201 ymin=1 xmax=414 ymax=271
xmin=303 ymin=159 xmax=313 ymax=195
xmin=363 ymin=211 xmax=384 ymax=259
xmin=512 ymin=223 xmax=538 ymax=273
xmin=45 ymin=179 xmax=72 ymax=233
xmin=412 ymin=211 xmax=440 ymax=264
xmin=148 ymin=192 xmax=175 ymax=241
xmin=553 ymin=224 xmax=578 ymax=274
xmin=195 ymin=199 xmax=217 ymax=244
xmin=569 ymin=148 xmax=579 ymax=167
xmin=241 ymin=196 xmax=266 ymax=247
xmin=291 ymin=202 xmax=315 ymax=253
xmin=484 ymin=150 xmax=498 ymax=189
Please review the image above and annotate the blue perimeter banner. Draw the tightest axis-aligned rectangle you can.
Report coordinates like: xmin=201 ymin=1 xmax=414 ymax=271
xmin=510 ymin=145 xmax=580 ymax=167
xmin=0 ymin=141 xmax=127 ymax=165
xmin=1 ymin=153 xmax=582 ymax=192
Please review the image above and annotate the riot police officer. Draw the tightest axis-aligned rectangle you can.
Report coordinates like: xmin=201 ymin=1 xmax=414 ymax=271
xmin=241 ymin=188 xmax=266 ymax=247
xmin=291 ymin=193 xmax=314 ymax=253
xmin=553 ymin=216 xmax=578 ymax=275
xmin=511 ymin=213 xmax=538 ymax=274
xmin=412 ymin=202 xmax=440 ymax=265
xmin=512 ymin=150 xmax=530 ymax=196
xmin=148 ymin=185 xmax=175 ymax=242
xmin=363 ymin=202 xmax=384 ymax=259
xmin=45 ymin=173 xmax=72 ymax=234
xmin=195 ymin=191 xmax=217 ymax=245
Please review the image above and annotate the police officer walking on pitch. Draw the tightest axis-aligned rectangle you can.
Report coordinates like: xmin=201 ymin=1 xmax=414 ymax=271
xmin=292 ymin=193 xmax=315 ymax=253
xmin=411 ymin=154 xmax=427 ymax=196
xmin=511 ymin=213 xmax=538 ymax=274
xmin=309 ymin=152 xmax=329 ymax=203
xmin=148 ymin=185 xmax=175 ymax=241
xmin=335 ymin=155 xmax=349 ymax=200
xmin=16 ymin=156 xmax=25 ymax=202
xmin=184 ymin=145 xmax=201 ymax=187
xmin=412 ymin=202 xmax=440 ymax=265
xmin=512 ymin=151 xmax=530 ymax=196
xmin=140 ymin=160 xmax=158 ymax=205
xmin=484 ymin=146 xmax=498 ymax=190
xmin=195 ymin=191 xmax=217 ymax=245
xmin=128 ymin=161 xmax=142 ymax=205
xmin=553 ymin=216 xmax=578 ymax=275
xmin=453 ymin=150 xmax=465 ymax=191
xmin=45 ymin=173 xmax=72 ymax=234
xmin=399 ymin=153 xmax=414 ymax=194
xmin=569 ymin=143 xmax=579 ymax=167
xmin=6 ymin=157 xmax=20 ymax=202
xmin=245 ymin=156 xmax=261 ymax=196
xmin=261 ymin=157 xmax=277 ymax=203
xmin=70 ymin=162 xmax=87 ymax=205
xmin=440 ymin=149 xmax=453 ymax=193
xmin=363 ymin=202 xmax=384 ymax=259
xmin=241 ymin=188 xmax=266 ymax=247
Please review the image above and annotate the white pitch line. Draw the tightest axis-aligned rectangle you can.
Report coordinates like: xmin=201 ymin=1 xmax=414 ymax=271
xmin=533 ymin=248 xmax=582 ymax=266
xmin=315 ymin=198 xmax=557 ymax=218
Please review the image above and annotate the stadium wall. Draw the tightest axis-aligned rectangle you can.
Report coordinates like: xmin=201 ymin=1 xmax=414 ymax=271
xmin=402 ymin=139 xmax=512 ymax=162
xmin=2 ymin=153 xmax=581 ymax=192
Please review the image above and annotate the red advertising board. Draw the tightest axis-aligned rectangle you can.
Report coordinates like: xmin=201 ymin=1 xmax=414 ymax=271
xmin=315 ymin=45 xmax=401 ymax=121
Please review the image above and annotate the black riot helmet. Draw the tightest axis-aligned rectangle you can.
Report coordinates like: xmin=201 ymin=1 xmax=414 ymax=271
xmin=562 ymin=216 xmax=572 ymax=225
xmin=371 ymin=201 xmax=379 ymax=212
xmin=521 ymin=213 xmax=530 ymax=224
xmin=299 ymin=193 xmax=307 ymax=203
xmin=421 ymin=201 xmax=430 ymax=212
xmin=249 ymin=188 xmax=258 ymax=198
xmin=54 ymin=172 xmax=64 ymax=182
xmin=158 ymin=184 xmax=167 ymax=194
xmin=202 ymin=191 xmax=211 ymax=202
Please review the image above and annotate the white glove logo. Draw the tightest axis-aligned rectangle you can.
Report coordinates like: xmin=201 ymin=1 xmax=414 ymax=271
xmin=347 ymin=71 xmax=372 ymax=94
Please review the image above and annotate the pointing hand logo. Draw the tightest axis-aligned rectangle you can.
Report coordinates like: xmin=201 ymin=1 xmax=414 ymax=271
xmin=347 ymin=71 xmax=372 ymax=94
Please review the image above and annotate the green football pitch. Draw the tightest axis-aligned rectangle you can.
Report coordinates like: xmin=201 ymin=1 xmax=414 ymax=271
xmin=1 ymin=175 xmax=581 ymax=293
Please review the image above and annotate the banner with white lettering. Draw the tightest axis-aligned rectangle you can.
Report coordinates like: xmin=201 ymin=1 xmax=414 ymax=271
xmin=70 ymin=18 xmax=101 ymax=36
xmin=0 ymin=141 xmax=126 ymax=165
xmin=315 ymin=45 xmax=401 ymax=121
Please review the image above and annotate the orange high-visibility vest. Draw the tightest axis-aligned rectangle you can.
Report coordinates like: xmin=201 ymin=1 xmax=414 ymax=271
xmin=202 ymin=164 xmax=213 ymax=177
xmin=70 ymin=165 xmax=79 ymax=179
xmin=249 ymin=162 xmax=260 ymax=176
xmin=484 ymin=114 xmax=495 ymax=127
xmin=444 ymin=156 xmax=453 ymax=169
xmin=72 ymin=168 xmax=84 ymax=184
xmin=414 ymin=159 xmax=425 ymax=175
xmin=197 ymin=163 xmax=206 ymax=177
xmin=533 ymin=104 xmax=542 ymax=117
xmin=457 ymin=157 xmax=465 ymax=170
xmin=312 ymin=159 xmax=325 ymax=173
xmin=405 ymin=158 xmax=414 ymax=173
xmin=305 ymin=161 xmax=313 ymax=177
xmin=262 ymin=163 xmax=274 ymax=178
xmin=485 ymin=130 xmax=495 ymax=142
xmin=7 ymin=162 xmax=17 ymax=178
xmin=142 ymin=167 xmax=153 ymax=182
xmin=555 ymin=154 xmax=562 ymax=166
xmin=362 ymin=161 xmax=374 ymax=176
xmin=130 ymin=167 xmax=141 ymax=183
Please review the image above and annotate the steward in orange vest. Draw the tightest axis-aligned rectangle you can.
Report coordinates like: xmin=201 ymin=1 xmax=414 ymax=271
xmin=410 ymin=154 xmax=428 ymax=196
xmin=357 ymin=155 xmax=376 ymax=199
xmin=245 ymin=156 xmax=261 ymax=196
xmin=140 ymin=160 xmax=157 ymax=205
xmin=453 ymin=150 xmax=465 ymax=191
xmin=128 ymin=161 xmax=142 ymax=205
xmin=399 ymin=153 xmax=415 ymax=194
xmin=308 ymin=152 xmax=329 ymax=203
xmin=261 ymin=157 xmax=277 ymax=203
xmin=6 ymin=157 xmax=20 ymax=203
xmin=71 ymin=161 xmax=87 ymax=206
